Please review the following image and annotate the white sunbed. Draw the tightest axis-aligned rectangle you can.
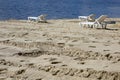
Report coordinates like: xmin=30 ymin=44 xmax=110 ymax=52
xmin=28 ymin=17 xmax=38 ymax=20
xmin=78 ymin=14 xmax=96 ymax=22
xmin=79 ymin=15 xmax=108 ymax=28
xmin=28 ymin=15 xmax=47 ymax=22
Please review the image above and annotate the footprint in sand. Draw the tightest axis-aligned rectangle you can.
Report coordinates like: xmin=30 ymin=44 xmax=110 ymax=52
xmin=93 ymin=40 xmax=100 ymax=43
xmin=61 ymin=64 xmax=67 ymax=66
xmin=44 ymin=57 xmax=57 ymax=62
xmin=0 ymin=68 xmax=7 ymax=73
xmin=72 ymin=40 xmax=78 ymax=42
xmin=27 ymin=63 xmax=34 ymax=67
xmin=103 ymin=50 xmax=110 ymax=52
xmin=20 ymin=60 xmax=26 ymax=62
xmin=0 ymin=47 xmax=8 ymax=50
xmin=118 ymin=41 xmax=120 ymax=45
xmin=45 ymin=57 xmax=62 ymax=64
xmin=0 ymin=77 xmax=6 ymax=80
xmin=48 ymin=58 xmax=57 ymax=61
xmin=51 ymin=61 xmax=61 ymax=64
xmin=114 ymin=52 xmax=120 ymax=54
xmin=68 ymin=44 xmax=74 ymax=47
xmin=89 ymin=46 xmax=96 ymax=48
xmin=78 ymin=61 xmax=85 ymax=65
xmin=36 ymin=78 xmax=43 ymax=80
xmin=57 ymin=42 xmax=65 ymax=48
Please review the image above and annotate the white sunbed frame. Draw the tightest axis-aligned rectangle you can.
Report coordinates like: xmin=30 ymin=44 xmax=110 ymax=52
xmin=28 ymin=17 xmax=38 ymax=21
xmin=28 ymin=15 xmax=47 ymax=22
xmin=79 ymin=15 xmax=108 ymax=29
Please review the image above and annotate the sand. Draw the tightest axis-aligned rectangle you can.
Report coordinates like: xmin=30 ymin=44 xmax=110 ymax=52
xmin=0 ymin=19 xmax=120 ymax=80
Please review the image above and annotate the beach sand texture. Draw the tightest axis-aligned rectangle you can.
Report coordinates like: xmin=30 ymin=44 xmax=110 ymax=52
xmin=0 ymin=19 xmax=120 ymax=80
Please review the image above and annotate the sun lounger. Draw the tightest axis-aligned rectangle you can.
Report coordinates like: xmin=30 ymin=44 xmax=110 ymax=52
xmin=28 ymin=17 xmax=38 ymax=21
xmin=28 ymin=14 xmax=47 ymax=23
xmin=78 ymin=14 xmax=96 ymax=22
xmin=79 ymin=15 xmax=108 ymax=28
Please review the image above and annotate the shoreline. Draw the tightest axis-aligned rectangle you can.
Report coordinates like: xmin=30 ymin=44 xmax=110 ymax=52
xmin=0 ymin=17 xmax=120 ymax=20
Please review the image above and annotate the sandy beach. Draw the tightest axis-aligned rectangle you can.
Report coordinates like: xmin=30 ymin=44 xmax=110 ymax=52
xmin=0 ymin=19 xmax=120 ymax=80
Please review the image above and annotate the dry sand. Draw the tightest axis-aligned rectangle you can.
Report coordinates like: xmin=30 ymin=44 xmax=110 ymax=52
xmin=0 ymin=19 xmax=120 ymax=80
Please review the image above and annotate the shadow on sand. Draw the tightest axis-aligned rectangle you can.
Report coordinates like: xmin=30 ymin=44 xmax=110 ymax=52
xmin=96 ymin=28 xmax=119 ymax=31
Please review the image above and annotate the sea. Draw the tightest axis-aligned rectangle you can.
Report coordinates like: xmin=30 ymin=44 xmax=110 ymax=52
xmin=0 ymin=0 xmax=120 ymax=20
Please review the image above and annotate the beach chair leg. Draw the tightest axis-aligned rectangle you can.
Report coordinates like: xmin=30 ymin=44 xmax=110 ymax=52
xmin=84 ymin=24 xmax=86 ymax=28
xmin=105 ymin=24 xmax=107 ymax=29
xmin=87 ymin=24 xmax=89 ymax=28
xmin=90 ymin=25 xmax=94 ymax=28
xmin=79 ymin=23 xmax=82 ymax=27
xmin=103 ymin=23 xmax=107 ymax=29
xmin=83 ymin=24 xmax=85 ymax=28
xmin=28 ymin=17 xmax=30 ymax=21
xmin=81 ymin=24 xmax=83 ymax=28
xmin=80 ymin=23 xmax=84 ymax=28
xmin=87 ymin=24 xmax=91 ymax=28
xmin=94 ymin=24 xmax=97 ymax=28
xmin=93 ymin=25 xmax=95 ymax=28
xmin=28 ymin=17 xmax=30 ymax=20
xmin=96 ymin=24 xmax=99 ymax=28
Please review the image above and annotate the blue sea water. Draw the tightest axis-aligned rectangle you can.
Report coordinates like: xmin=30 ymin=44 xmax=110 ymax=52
xmin=0 ymin=0 xmax=120 ymax=20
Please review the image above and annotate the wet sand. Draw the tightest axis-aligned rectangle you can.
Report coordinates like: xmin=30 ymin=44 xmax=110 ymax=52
xmin=0 ymin=19 xmax=120 ymax=80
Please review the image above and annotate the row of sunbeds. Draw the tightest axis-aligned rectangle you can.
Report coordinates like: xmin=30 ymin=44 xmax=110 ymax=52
xmin=28 ymin=14 xmax=112 ymax=29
